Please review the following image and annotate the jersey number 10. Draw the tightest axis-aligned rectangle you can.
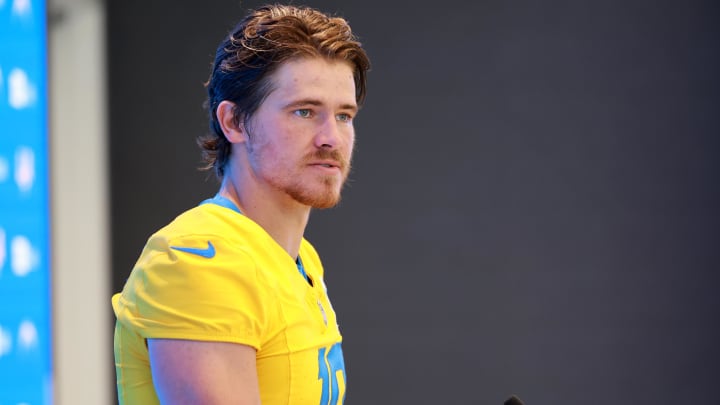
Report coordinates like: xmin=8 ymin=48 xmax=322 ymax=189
xmin=317 ymin=343 xmax=346 ymax=405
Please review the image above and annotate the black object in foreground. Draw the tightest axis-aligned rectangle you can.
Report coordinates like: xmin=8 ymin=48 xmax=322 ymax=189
xmin=504 ymin=395 xmax=525 ymax=405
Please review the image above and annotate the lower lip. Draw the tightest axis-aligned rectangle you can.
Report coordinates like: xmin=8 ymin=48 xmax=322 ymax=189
xmin=309 ymin=164 xmax=341 ymax=174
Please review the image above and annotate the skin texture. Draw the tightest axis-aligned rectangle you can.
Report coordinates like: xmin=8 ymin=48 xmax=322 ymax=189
xmin=148 ymin=56 xmax=357 ymax=404
xmin=148 ymin=339 xmax=261 ymax=405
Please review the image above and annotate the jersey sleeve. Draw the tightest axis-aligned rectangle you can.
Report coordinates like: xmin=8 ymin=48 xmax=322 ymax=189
xmin=113 ymin=233 xmax=268 ymax=349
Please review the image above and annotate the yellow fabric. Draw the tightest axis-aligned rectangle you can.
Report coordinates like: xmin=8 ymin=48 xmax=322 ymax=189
xmin=112 ymin=202 xmax=345 ymax=404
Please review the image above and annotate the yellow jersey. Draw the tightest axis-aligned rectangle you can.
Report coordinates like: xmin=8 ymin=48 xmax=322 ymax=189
xmin=112 ymin=197 xmax=346 ymax=404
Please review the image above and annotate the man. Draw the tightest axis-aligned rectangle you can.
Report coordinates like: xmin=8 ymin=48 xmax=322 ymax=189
xmin=111 ymin=4 xmax=370 ymax=404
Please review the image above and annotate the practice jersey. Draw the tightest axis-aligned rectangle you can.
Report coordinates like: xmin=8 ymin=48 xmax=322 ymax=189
xmin=112 ymin=197 xmax=346 ymax=404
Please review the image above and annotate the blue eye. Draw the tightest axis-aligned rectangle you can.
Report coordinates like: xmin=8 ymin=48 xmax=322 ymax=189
xmin=336 ymin=113 xmax=352 ymax=123
xmin=295 ymin=109 xmax=312 ymax=118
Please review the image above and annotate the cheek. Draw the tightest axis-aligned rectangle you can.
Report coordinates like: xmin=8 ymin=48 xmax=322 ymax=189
xmin=249 ymin=137 xmax=282 ymax=169
xmin=347 ymin=133 xmax=356 ymax=154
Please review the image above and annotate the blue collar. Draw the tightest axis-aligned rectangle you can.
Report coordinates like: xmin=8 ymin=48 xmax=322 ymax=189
xmin=200 ymin=194 xmax=242 ymax=214
xmin=296 ymin=256 xmax=310 ymax=283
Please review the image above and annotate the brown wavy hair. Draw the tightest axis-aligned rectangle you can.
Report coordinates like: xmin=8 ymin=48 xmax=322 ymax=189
xmin=198 ymin=4 xmax=371 ymax=178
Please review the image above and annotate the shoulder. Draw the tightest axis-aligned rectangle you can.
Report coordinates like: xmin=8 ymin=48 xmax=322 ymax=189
xmin=149 ymin=203 xmax=272 ymax=253
xmin=123 ymin=204 xmax=269 ymax=290
xmin=159 ymin=203 xmax=246 ymax=238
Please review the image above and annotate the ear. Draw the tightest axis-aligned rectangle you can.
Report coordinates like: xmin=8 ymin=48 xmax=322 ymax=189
xmin=217 ymin=100 xmax=247 ymax=143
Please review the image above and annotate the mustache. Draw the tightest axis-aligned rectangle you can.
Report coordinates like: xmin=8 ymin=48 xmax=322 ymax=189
xmin=305 ymin=149 xmax=349 ymax=170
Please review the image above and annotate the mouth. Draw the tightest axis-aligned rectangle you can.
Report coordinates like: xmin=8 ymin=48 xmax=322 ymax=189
xmin=307 ymin=162 xmax=344 ymax=178
xmin=310 ymin=161 xmax=342 ymax=170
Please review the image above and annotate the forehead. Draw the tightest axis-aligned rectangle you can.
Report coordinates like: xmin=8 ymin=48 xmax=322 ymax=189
xmin=266 ymin=57 xmax=357 ymax=105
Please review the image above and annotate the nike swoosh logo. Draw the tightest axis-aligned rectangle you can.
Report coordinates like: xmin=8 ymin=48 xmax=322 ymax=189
xmin=170 ymin=241 xmax=216 ymax=258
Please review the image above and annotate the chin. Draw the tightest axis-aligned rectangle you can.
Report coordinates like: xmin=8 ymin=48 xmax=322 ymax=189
xmin=311 ymin=197 xmax=341 ymax=209
xmin=306 ymin=191 xmax=343 ymax=209
xmin=288 ymin=188 xmax=342 ymax=209
xmin=282 ymin=175 xmax=347 ymax=209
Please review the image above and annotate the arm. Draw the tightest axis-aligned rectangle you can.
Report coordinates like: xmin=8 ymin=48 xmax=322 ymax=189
xmin=148 ymin=338 xmax=261 ymax=405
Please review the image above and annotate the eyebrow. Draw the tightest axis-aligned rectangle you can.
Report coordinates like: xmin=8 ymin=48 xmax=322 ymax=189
xmin=284 ymin=99 xmax=358 ymax=113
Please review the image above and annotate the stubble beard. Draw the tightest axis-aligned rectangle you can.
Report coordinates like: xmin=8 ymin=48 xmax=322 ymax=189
xmin=284 ymin=153 xmax=351 ymax=209
xmin=248 ymin=142 xmax=352 ymax=209
xmin=285 ymin=168 xmax=349 ymax=209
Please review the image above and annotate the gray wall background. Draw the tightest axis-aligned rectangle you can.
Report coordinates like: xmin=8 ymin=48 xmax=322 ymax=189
xmin=108 ymin=1 xmax=719 ymax=404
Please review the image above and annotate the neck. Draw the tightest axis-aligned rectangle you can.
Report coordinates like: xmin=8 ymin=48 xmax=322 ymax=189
xmin=218 ymin=176 xmax=310 ymax=259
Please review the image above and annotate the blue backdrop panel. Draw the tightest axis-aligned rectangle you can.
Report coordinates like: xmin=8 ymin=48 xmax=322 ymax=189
xmin=0 ymin=0 xmax=52 ymax=403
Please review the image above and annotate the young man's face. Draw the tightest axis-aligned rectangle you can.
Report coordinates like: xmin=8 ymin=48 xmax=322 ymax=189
xmin=243 ymin=57 xmax=358 ymax=209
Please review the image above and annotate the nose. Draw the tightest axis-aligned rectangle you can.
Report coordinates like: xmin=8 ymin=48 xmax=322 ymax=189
xmin=314 ymin=117 xmax=344 ymax=149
